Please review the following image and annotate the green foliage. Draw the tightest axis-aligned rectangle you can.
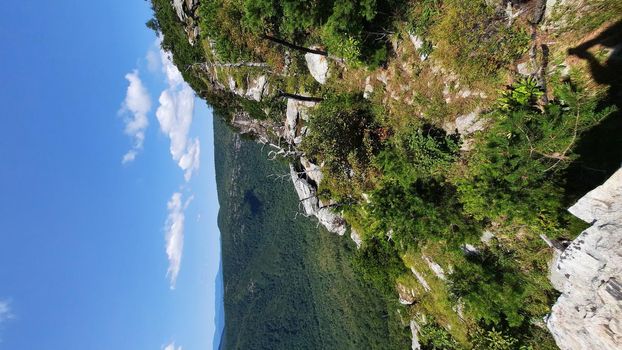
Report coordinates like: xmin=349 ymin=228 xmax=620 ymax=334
xmin=431 ymin=0 xmax=530 ymax=82
xmin=376 ymin=125 xmax=460 ymax=186
xmin=302 ymin=93 xmax=380 ymax=195
xmin=214 ymin=115 xmax=410 ymax=349
xmin=368 ymin=179 xmax=480 ymax=247
xmin=407 ymin=0 xmax=440 ymax=36
xmin=199 ymin=0 xmax=255 ymax=62
xmin=449 ymin=245 xmax=529 ymax=327
xmin=498 ymin=78 xmax=544 ymax=111
xmin=455 ymin=81 xmax=613 ymax=228
xmin=471 ymin=328 xmax=522 ymax=350
xmin=197 ymin=0 xmax=406 ymax=68
xmin=149 ymin=0 xmax=209 ymax=92
xmin=353 ymin=237 xmax=407 ymax=296
xmin=419 ymin=321 xmax=462 ymax=350
xmin=449 ymin=239 xmax=558 ymax=335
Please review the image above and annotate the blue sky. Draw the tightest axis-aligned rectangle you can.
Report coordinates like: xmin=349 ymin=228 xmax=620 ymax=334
xmin=0 ymin=1 xmax=222 ymax=349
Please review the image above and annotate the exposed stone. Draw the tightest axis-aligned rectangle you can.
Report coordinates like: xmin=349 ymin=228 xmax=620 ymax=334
xmin=230 ymin=111 xmax=283 ymax=140
xmin=398 ymin=283 xmax=417 ymax=305
xmin=300 ymin=156 xmax=323 ymax=186
xmin=547 ymin=168 xmax=622 ymax=350
xmin=363 ymin=76 xmax=374 ymax=99
xmin=411 ymin=267 xmax=431 ymax=292
xmin=461 ymin=243 xmax=479 ymax=255
xmin=481 ymin=230 xmax=495 ymax=243
xmin=285 ymin=99 xmax=299 ymax=142
xmin=284 ymin=98 xmax=317 ymax=143
xmin=377 ymin=71 xmax=389 ymax=85
xmin=350 ymin=228 xmax=363 ymax=249
xmin=517 ymin=61 xmax=538 ymax=76
xmin=290 ymin=163 xmax=347 ymax=236
xmin=423 ymin=255 xmax=446 ymax=280
xmin=305 ymin=48 xmax=329 ymax=84
xmin=316 ymin=207 xmax=347 ymax=236
xmin=545 ymin=0 xmax=568 ymax=20
xmin=245 ymin=75 xmax=267 ymax=102
xmin=171 ymin=0 xmax=200 ymax=45
xmin=361 ymin=192 xmax=371 ymax=204
xmin=410 ymin=320 xmax=422 ymax=350
xmin=443 ymin=110 xmax=486 ymax=151
xmin=172 ymin=0 xmax=186 ymax=21
xmin=455 ymin=111 xmax=485 ymax=135
xmin=409 ymin=34 xmax=429 ymax=61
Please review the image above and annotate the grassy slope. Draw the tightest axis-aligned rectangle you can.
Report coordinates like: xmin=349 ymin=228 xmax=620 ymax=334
xmin=213 ymin=115 xmax=410 ymax=349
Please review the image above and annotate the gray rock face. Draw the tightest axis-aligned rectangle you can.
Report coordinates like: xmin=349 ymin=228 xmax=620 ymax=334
xmin=172 ymin=0 xmax=186 ymax=21
xmin=411 ymin=267 xmax=431 ymax=292
xmin=284 ymin=98 xmax=317 ymax=144
xmin=289 ymin=164 xmax=347 ymax=236
xmin=410 ymin=320 xmax=422 ymax=350
xmin=409 ymin=34 xmax=429 ymax=61
xmin=300 ymin=157 xmax=323 ymax=186
xmin=398 ymin=283 xmax=417 ymax=305
xmin=547 ymin=168 xmax=622 ymax=350
xmin=228 ymin=75 xmax=269 ymax=102
xmin=423 ymin=255 xmax=446 ymax=281
xmin=443 ymin=110 xmax=486 ymax=151
xmin=171 ymin=0 xmax=200 ymax=45
xmin=350 ymin=228 xmax=362 ymax=249
xmin=304 ymin=49 xmax=329 ymax=84
xmin=245 ymin=75 xmax=267 ymax=102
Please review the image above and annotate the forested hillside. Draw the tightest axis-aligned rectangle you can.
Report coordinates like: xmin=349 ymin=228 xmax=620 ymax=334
xmin=151 ymin=0 xmax=621 ymax=348
xmin=214 ymin=115 xmax=410 ymax=349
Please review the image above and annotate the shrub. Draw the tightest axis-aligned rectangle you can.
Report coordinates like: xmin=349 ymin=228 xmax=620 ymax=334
xmin=301 ymin=93 xmax=380 ymax=195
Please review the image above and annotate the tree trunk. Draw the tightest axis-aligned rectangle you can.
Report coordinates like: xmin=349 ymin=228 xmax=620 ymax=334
xmin=277 ymin=91 xmax=324 ymax=102
xmin=261 ymin=35 xmax=328 ymax=56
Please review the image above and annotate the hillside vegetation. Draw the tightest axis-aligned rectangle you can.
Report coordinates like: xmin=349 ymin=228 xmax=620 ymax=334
xmin=214 ymin=115 xmax=410 ymax=349
xmin=151 ymin=0 xmax=622 ymax=348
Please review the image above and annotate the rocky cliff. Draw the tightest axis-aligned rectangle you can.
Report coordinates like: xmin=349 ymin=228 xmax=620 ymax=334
xmin=547 ymin=168 xmax=622 ymax=350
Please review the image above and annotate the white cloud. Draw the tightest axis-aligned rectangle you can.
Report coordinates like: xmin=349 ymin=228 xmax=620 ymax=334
xmin=163 ymin=342 xmax=182 ymax=350
xmin=0 ymin=299 xmax=13 ymax=341
xmin=121 ymin=70 xmax=151 ymax=164
xmin=146 ymin=50 xmax=160 ymax=72
xmin=155 ymin=50 xmax=200 ymax=181
xmin=164 ymin=192 xmax=193 ymax=289
xmin=0 ymin=300 xmax=12 ymax=324
xmin=160 ymin=50 xmax=184 ymax=87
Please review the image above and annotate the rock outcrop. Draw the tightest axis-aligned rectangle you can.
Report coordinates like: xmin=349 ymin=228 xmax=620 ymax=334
xmin=410 ymin=320 xmax=422 ymax=350
xmin=285 ymin=98 xmax=317 ymax=144
xmin=227 ymin=75 xmax=270 ymax=102
xmin=171 ymin=0 xmax=200 ymax=45
xmin=547 ymin=168 xmax=622 ymax=350
xmin=304 ymin=49 xmax=329 ymax=84
xmin=290 ymin=164 xmax=347 ymax=236
xmin=398 ymin=283 xmax=417 ymax=305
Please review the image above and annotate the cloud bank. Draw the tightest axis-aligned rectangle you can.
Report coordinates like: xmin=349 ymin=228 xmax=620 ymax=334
xmin=155 ymin=51 xmax=200 ymax=182
xmin=164 ymin=192 xmax=193 ymax=289
xmin=120 ymin=70 xmax=151 ymax=164
xmin=163 ymin=341 xmax=182 ymax=350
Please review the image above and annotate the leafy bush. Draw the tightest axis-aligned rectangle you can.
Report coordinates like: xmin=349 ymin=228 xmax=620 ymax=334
xmin=419 ymin=321 xmax=462 ymax=350
xmin=449 ymin=241 xmax=558 ymax=331
xmin=353 ymin=237 xmax=407 ymax=295
xmin=375 ymin=125 xmax=460 ymax=186
xmin=455 ymin=80 xmax=613 ymax=229
xmin=301 ymin=93 xmax=380 ymax=195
